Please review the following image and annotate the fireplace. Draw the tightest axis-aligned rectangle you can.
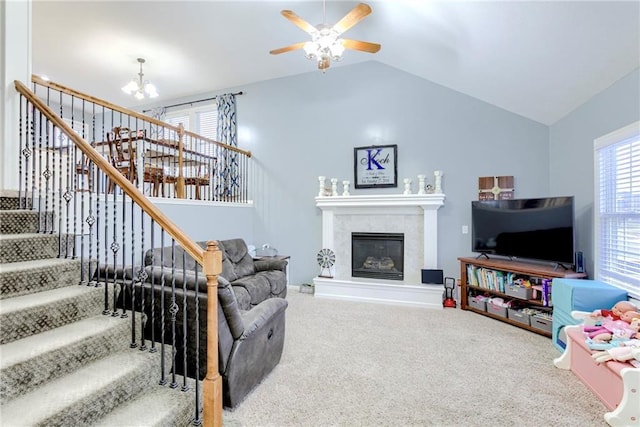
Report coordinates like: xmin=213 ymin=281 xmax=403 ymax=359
xmin=352 ymin=232 xmax=404 ymax=281
xmin=313 ymin=193 xmax=445 ymax=308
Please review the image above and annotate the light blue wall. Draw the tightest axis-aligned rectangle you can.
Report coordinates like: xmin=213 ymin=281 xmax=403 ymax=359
xmin=232 ymin=61 xmax=550 ymax=284
xmin=549 ymin=67 xmax=640 ymax=276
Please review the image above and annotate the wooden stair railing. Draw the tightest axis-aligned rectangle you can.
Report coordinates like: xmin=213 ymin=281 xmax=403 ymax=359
xmin=13 ymin=79 xmax=223 ymax=427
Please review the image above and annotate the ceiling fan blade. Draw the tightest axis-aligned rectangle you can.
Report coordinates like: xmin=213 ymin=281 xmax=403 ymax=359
xmin=281 ymin=10 xmax=317 ymax=34
xmin=333 ymin=3 xmax=372 ymax=34
xmin=342 ymin=39 xmax=381 ymax=54
xmin=269 ymin=42 xmax=306 ymax=55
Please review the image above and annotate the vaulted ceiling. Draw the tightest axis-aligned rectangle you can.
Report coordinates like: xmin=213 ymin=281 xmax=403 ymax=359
xmin=32 ymin=1 xmax=640 ymax=125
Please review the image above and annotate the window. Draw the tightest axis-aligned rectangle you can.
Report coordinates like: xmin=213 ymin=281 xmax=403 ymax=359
xmin=165 ymin=104 xmax=218 ymax=141
xmin=594 ymin=121 xmax=640 ymax=298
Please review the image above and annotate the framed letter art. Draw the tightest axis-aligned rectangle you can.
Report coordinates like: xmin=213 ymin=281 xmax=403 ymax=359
xmin=354 ymin=144 xmax=398 ymax=189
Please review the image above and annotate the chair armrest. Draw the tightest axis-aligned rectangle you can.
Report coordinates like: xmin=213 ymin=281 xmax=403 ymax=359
xmin=254 ymin=259 xmax=288 ymax=272
xmin=143 ymin=266 xmax=207 ymax=292
xmin=241 ymin=298 xmax=288 ymax=339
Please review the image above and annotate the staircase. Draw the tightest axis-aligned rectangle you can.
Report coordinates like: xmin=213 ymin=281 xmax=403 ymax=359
xmin=0 ymin=195 xmax=195 ymax=426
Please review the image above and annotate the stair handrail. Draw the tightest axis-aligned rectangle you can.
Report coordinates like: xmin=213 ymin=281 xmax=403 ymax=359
xmin=14 ymin=79 xmax=224 ymax=426
xmin=30 ymin=74 xmax=251 ymax=157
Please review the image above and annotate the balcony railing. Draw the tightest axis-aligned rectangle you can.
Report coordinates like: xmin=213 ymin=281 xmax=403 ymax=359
xmin=28 ymin=75 xmax=251 ymax=203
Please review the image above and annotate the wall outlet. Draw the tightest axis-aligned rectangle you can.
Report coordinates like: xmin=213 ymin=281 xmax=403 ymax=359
xmin=462 ymin=225 xmax=469 ymax=234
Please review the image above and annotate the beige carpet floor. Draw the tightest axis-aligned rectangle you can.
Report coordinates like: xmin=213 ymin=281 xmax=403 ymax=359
xmin=223 ymin=289 xmax=608 ymax=427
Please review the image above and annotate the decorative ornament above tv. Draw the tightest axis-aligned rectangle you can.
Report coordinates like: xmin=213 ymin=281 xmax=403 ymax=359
xmin=478 ymin=176 xmax=514 ymax=200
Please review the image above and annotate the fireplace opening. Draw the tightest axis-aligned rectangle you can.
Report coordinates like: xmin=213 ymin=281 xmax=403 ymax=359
xmin=352 ymin=232 xmax=404 ymax=281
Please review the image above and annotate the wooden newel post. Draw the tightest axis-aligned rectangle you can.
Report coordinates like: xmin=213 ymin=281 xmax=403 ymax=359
xmin=203 ymin=241 xmax=223 ymax=426
xmin=176 ymin=123 xmax=186 ymax=199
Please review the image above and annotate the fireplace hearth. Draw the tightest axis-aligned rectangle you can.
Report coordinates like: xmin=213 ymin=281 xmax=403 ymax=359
xmin=352 ymin=232 xmax=404 ymax=281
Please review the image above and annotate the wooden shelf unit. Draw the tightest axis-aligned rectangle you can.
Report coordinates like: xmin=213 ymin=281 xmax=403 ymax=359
xmin=458 ymin=257 xmax=587 ymax=337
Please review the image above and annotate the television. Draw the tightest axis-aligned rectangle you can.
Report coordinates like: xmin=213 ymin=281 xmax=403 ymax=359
xmin=471 ymin=196 xmax=575 ymax=266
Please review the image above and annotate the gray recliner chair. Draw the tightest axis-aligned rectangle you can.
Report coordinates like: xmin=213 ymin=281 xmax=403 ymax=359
xmin=136 ymin=268 xmax=288 ymax=409
xmin=217 ymin=276 xmax=288 ymax=408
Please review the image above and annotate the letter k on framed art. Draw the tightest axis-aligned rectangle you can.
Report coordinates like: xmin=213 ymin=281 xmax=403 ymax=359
xmin=353 ymin=144 xmax=398 ymax=189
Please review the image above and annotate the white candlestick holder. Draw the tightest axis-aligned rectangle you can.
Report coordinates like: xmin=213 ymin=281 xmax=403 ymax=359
xmin=331 ymin=178 xmax=338 ymax=196
xmin=403 ymin=178 xmax=412 ymax=195
xmin=318 ymin=176 xmax=326 ymax=196
xmin=417 ymin=175 xmax=426 ymax=195
xmin=434 ymin=170 xmax=443 ymax=193
xmin=342 ymin=180 xmax=350 ymax=196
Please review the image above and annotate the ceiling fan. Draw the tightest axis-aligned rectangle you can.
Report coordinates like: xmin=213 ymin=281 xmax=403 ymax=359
xmin=269 ymin=1 xmax=381 ymax=72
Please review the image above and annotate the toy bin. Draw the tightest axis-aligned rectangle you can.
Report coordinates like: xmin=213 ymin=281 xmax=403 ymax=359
xmin=505 ymin=284 xmax=533 ymax=300
xmin=530 ymin=314 xmax=553 ymax=334
xmin=486 ymin=302 xmax=508 ymax=318
xmin=468 ymin=296 xmax=487 ymax=311
xmin=507 ymin=308 xmax=530 ymax=326
xmin=551 ymin=279 xmax=628 ymax=352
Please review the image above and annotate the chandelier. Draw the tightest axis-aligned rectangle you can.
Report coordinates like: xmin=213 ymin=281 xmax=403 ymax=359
xmin=121 ymin=58 xmax=158 ymax=100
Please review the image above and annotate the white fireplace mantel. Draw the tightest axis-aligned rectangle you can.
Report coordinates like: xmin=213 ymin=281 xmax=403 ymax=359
xmin=313 ymin=193 xmax=446 ymax=308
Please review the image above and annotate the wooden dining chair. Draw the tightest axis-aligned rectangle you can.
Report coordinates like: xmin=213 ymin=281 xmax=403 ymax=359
xmin=106 ymin=127 xmax=164 ymax=196
xmin=184 ymin=164 xmax=210 ymax=200
xmin=106 ymin=127 xmax=135 ymax=193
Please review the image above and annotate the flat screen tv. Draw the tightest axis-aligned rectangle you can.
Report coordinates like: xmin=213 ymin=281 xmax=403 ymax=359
xmin=471 ymin=196 xmax=575 ymax=266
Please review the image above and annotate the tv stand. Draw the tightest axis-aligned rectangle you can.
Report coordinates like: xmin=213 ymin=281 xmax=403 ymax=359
xmin=553 ymin=263 xmax=570 ymax=271
xmin=476 ymin=253 xmax=490 ymax=260
xmin=459 ymin=257 xmax=587 ymax=336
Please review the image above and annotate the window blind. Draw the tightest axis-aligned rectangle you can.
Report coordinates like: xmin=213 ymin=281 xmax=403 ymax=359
xmin=594 ymin=121 xmax=640 ymax=298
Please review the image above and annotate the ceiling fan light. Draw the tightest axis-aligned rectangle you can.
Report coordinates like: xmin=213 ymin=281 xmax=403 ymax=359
xmin=329 ymin=40 xmax=345 ymax=59
xmin=304 ymin=41 xmax=318 ymax=58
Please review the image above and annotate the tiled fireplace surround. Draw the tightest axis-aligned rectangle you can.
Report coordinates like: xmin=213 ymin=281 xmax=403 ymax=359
xmin=313 ymin=194 xmax=445 ymax=308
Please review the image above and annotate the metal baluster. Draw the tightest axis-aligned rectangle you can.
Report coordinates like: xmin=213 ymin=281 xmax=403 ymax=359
xmin=129 ymin=198 xmax=136 ymax=347
xmin=43 ymin=105 xmax=52 ymax=234
xmin=159 ymin=231 xmax=167 ymax=385
xmin=181 ymin=250 xmax=189 ymax=391
xmin=19 ymin=97 xmax=32 ymax=209
xmin=101 ymin=124 xmax=110 ymax=314
xmin=70 ymin=96 xmax=78 ymax=258
xmin=193 ymin=266 xmax=202 ymax=426
xmin=149 ymin=218 xmax=157 ymax=354
xmin=120 ymin=192 xmax=128 ymax=320
xmin=30 ymin=103 xmax=36 ymax=211
xmin=111 ymin=187 xmax=120 ymax=317
xmin=86 ymin=104 xmax=96 ymax=287
xmin=170 ymin=240 xmax=178 ymax=389
xmin=37 ymin=111 xmax=43 ymax=232
xmin=18 ymin=95 xmax=24 ymax=207
xmin=138 ymin=209 xmax=148 ymax=351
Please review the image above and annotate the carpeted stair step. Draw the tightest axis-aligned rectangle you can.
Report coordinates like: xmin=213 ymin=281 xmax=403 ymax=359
xmin=0 ymin=285 xmax=103 ymax=344
xmin=0 ymin=209 xmax=54 ymax=234
xmin=93 ymin=380 xmax=197 ymax=427
xmin=0 ymin=233 xmax=74 ymax=263
xmin=0 ymin=314 xmax=134 ymax=403
xmin=0 ymin=349 xmax=167 ymax=426
xmin=0 ymin=196 xmax=30 ymax=211
xmin=0 ymin=258 xmax=83 ymax=300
